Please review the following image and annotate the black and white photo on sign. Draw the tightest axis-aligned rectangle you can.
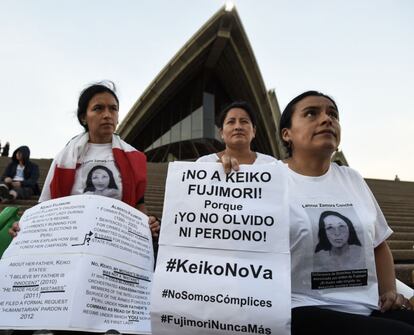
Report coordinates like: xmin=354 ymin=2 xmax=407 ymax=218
xmin=83 ymin=165 xmax=121 ymax=199
xmin=306 ymin=208 xmax=366 ymax=272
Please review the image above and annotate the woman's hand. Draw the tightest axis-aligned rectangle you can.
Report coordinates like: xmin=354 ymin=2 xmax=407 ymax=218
xmin=220 ymin=154 xmax=240 ymax=174
xmin=148 ymin=215 xmax=160 ymax=238
xmin=8 ymin=221 xmax=20 ymax=238
xmin=379 ymin=290 xmax=413 ymax=312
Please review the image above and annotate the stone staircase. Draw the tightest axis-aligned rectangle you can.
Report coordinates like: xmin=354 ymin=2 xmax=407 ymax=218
xmin=1 ymin=157 xmax=413 ymax=287
xmin=145 ymin=162 xmax=168 ymax=218
xmin=365 ymin=178 xmax=414 ymax=287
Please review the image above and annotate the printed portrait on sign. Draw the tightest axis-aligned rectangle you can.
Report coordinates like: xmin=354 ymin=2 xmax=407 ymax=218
xmin=83 ymin=165 xmax=121 ymax=199
xmin=313 ymin=210 xmax=366 ymax=272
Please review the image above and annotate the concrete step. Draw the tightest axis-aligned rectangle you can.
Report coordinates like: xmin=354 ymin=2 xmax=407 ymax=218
xmin=384 ymin=214 xmax=414 ymax=220
xmin=381 ymin=206 xmax=414 ymax=211
xmin=389 ymin=232 xmax=414 ymax=241
xmin=388 ymin=221 xmax=414 ymax=228
xmin=389 ymin=226 xmax=414 ymax=233
xmin=395 ymin=264 xmax=414 ymax=287
xmin=387 ymin=241 xmax=414 ymax=249
xmin=392 ymin=249 xmax=414 ymax=262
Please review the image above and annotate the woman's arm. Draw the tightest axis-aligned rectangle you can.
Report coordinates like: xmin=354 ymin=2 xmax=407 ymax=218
xmin=375 ymin=241 xmax=412 ymax=311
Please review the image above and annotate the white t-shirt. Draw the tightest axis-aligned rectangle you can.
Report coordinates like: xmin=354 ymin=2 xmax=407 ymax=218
xmin=13 ymin=165 xmax=25 ymax=181
xmin=286 ymin=163 xmax=392 ymax=315
xmin=196 ymin=152 xmax=277 ymax=164
xmin=40 ymin=143 xmax=122 ymax=202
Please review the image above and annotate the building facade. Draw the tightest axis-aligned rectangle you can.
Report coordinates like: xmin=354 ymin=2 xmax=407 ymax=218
xmin=117 ymin=6 xmax=347 ymax=165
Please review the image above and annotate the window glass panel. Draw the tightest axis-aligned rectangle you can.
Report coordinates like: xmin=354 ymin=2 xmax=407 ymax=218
xmin=153 ymin=138 xmax=161 ymax=149
xmin=171 ymin=122 xmax=181 ymax=143
xmin=215 ymin=125 xmax=221 ymax=141
xmin=161 ymin=130 xmax=171 ymax=146
xmin=191 ymin=106 xmax=203 ymax=139
xmin=181 ymin=114 xmax=191 ymax=141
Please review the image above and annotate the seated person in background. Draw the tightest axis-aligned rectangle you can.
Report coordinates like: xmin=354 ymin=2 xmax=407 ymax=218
xmin=0 ymin=145 xmax=40 ymax=202
xmin=196 ymin=101 xmax=276 ymax=166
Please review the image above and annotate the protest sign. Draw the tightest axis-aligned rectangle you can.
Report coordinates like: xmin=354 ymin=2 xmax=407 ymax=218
xmin=151 ymin=162 xmax=291 ymax=335
xmin=0 ymin=195 xmax=153 ymax=334
xmin=159 ymin=162 xmax=289 ymax=253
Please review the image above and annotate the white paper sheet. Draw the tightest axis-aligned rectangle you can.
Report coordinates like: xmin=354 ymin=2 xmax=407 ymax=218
xmin=0 ymin=195 xmax=153 ymax=334
xmin=151 ymin=162 xmax=291 ymax=335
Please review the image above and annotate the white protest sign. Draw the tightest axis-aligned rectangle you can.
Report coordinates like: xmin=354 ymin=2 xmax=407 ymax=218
xmin=152 ymin=162 xmax=291 ymax=335
xmin=152 ymin=246 xmax=291 ymax=335
xmin=159 ymin=162 xmax=289 ymax=253
xmin=0 ymin=195 xmax=153 ymax=334
xmin=4 ymin=195 xmax=153 ymax=270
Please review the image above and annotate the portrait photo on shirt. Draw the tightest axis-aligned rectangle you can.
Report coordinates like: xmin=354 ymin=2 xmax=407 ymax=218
xmin=305 ymin=207 xmax=367 ymax=273
xmin=83 ymin=165 xmax=121 ymax=199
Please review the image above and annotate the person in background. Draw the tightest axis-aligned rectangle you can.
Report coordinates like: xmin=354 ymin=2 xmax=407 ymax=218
xmin=1 ymin=142 xmax=10 ymax=157
xmin=0 ymin=145 xmax=40 ymax=202
xmin=196 ymin=101 xmax=276 ymax=165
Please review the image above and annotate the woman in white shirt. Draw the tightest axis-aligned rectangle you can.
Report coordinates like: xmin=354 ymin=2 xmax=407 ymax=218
xmin=196 ymin=101 xmax=276 ymax=166
xmin=10 ymin=82 xmax=160 ymax=238
xmin=280 ymin=91 xmax=413 ymax=334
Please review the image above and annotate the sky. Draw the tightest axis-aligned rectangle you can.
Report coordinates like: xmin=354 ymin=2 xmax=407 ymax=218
xmin=0 ymin=0 xmax=413 ymax=181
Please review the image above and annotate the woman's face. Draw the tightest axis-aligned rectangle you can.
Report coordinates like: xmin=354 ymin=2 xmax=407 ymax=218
xmin=91 ymin=169 xmax=110 ymax=191
xmin=16 ymin=151 xmax=23 ymax=162
xmin=324 ymin=215 xmax=349 ymax=248
xmin=282 ymin=96 xmax=340 ymax=156
xmin=220 ymin=108 xmax=256 ymax=149
xmin=84 ymin=92 xmax=119 ymax=143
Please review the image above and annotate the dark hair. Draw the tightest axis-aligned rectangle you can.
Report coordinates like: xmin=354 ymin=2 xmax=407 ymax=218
xmin=218 ymin=101 xmax=257 ymax=129
xmin=279 ymin=91 xmax=338 ymax=157
xmin=83 ymin=165 xmax=118 ymax=192
xmin=12 ymin=145 xmax=31 ymax=164
xmin=77 ymin=82 xmax=119 ymax=131
xmin=315 ymin=210 xmax=361 ymax=252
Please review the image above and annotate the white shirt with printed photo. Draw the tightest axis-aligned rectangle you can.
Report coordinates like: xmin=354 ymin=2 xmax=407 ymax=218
xmin=286 ymin=163 xmax=392 ymax=316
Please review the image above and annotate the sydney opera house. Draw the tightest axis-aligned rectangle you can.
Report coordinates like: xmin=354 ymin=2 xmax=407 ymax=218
xmin=117 ymin=5 xmax=347 ymax=165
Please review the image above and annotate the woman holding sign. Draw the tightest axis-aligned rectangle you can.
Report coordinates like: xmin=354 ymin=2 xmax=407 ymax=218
xmin=279 ymin=91 xmax=414 ymax=334
xmin=219 ymin=92 xmax=413 ymax=333
xmin=196 ymin=101 xmax=276 ymax=166
xmin=9 ymin=82 xmax=160 ymax=238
